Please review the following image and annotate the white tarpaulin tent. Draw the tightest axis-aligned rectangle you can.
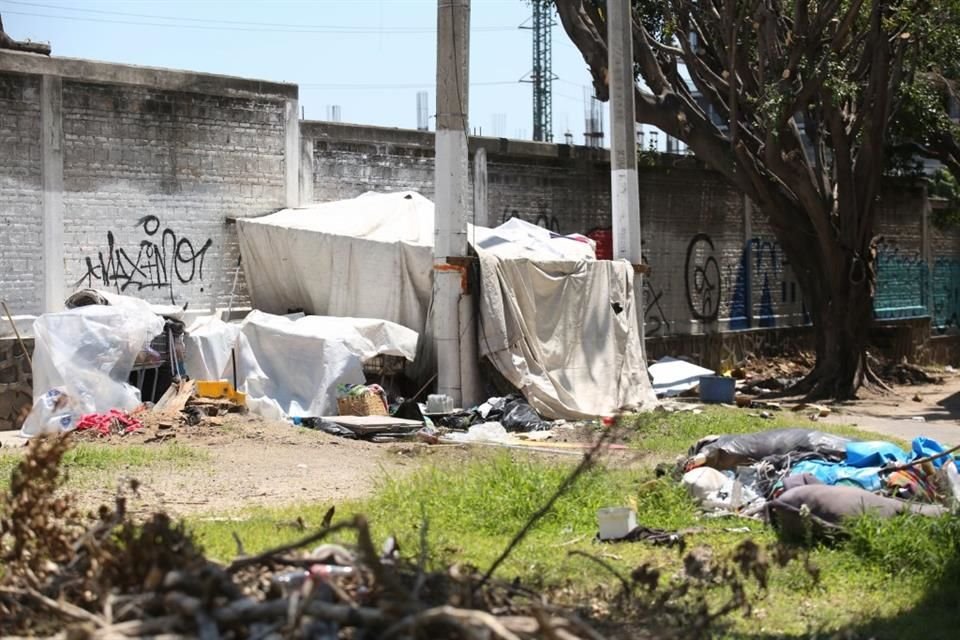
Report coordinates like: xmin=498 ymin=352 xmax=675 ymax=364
xmin=237 ymin=191 xmax=656 ymax=419
xmin=183 ymin=311 xmax=419 ymax=419
xmin=238 ymin=192 xmax=433 ymax=330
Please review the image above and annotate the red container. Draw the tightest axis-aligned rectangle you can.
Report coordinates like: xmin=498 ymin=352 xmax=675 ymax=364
xmin=586 ymin=228 xmax=613 ymax=260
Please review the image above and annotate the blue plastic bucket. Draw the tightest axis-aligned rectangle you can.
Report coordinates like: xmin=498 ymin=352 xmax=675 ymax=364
xmin=699 ymin=375 xmax=735 ymax=404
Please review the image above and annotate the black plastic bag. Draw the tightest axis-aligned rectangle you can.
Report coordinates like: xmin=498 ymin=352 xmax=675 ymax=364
xmin=300 ymin=418 xmax=357 ymax=439
xmin=500 ymin=396 xmax=548 ymax=432
xmin=689 ymin=428 xmax=853 ymax=470
xmin=438 ymin=411 xmax=478 ymax=429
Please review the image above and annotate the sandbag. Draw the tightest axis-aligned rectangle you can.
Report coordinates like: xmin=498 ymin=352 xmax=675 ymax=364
xmin=689 ymin=429 xmax=853 ymax=470
xmin=768 ymin=484 xmax=947 ymax=541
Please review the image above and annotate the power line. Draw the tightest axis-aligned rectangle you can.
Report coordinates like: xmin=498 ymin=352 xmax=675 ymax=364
xmin=0 ymin=4 xmax=516 ymax=34
xmin=299 ymin=80 xmax=520 ymax=90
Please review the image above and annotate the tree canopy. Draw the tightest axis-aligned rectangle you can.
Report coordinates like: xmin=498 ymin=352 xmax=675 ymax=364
xmin=554 ymin=0 xmax=960 ymax=398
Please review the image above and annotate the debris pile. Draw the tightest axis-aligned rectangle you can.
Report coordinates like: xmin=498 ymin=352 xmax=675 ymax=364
xmin=879 ymin=358 xmax=945 ymax=386
xmin=151 ymin=379 xmax=247 ymax=428
xmin=732 ymin=350 xmax=813 ymax=393
xmin=675 ymin=427 xmax=960 ymax=540
xmin=75 ymin=409 xmax=143 ymax=437
xmin=0 ymin=435 xmax=613 ymax=639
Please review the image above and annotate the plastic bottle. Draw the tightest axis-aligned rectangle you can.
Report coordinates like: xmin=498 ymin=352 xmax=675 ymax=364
xmin=271 ymin=569 xmax=309 ymax=596
xmin=310 ymin=564 xmax=355 ymax=580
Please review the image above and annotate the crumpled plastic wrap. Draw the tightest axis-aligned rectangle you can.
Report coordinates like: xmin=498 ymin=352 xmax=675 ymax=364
xmin=21 ymin=305 xmax=163 ymax=437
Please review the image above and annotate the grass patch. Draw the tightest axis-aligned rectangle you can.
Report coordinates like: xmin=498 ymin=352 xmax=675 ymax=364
xmin=0 ymin=441 xmax=207 ymax=490
xmin=189 ymin=408 xmax=953 ymax=638
xmin=626 ymin=406 xmax=906 ymax=457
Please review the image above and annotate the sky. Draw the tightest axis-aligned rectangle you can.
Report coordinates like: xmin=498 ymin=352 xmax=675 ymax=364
xmin=0 ymin=0 xmax=633 ymax=145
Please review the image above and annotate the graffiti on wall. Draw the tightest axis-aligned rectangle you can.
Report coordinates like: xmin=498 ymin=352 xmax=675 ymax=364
xmin=722 ymin=237 xmax=805 ymax=330
xmin=641 ymin=253 xmax=671 ymax=336
xmin=684 ymin=233 xmax=722 ymax=322
xmin=932 ymin=257 xmax=960 ymax=332
xmin=873 ymin=242 xmax=928 ymax=320
xmin=78 ymin=215 xmax=214 ymax=304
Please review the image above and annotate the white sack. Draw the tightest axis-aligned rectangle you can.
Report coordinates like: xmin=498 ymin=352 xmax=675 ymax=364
xmin=682 ymin=467 xmax=730 ymax=503
xmin=21 ymin=305 xmax=164 ymax=437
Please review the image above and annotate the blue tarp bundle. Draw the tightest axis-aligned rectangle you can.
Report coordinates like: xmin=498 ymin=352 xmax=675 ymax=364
xmin=787 ymin=436 xmax=954 ymax=491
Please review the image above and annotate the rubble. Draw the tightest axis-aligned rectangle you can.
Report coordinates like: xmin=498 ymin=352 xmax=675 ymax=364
xmin=0 ymin=435 xmax=611 ymax=639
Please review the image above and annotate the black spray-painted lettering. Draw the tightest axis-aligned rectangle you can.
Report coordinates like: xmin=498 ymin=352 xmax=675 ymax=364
xmin=79 ymin=215 xmax=213 ymax=304
xmin=684 ymin=233 xmax=721 ymax=322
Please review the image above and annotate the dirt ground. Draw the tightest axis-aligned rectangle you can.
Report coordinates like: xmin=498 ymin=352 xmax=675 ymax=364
xmin=788 ymin=371 xmax=960 ymax=446
xmin=1 ymin=415 xmax=438 ymax=517
xmin=1 ymin=370 xmax=958 ymax=517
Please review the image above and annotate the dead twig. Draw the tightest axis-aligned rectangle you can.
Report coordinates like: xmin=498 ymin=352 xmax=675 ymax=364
xmin=382 ymin=605 xmax=523 ymax=640
xmin=226 ymin=520 xmax=358 ymax=573
xmin=1 ymin=300 xmax=31 ymax=370
xmin=92 ymin=615 xmax=183 ymax=638
xmin=413 ymin=508 xmax=430 ymax=600
xmin=0 ymin=586 xmax=105 ymax=627
xmin=211 ymin=597 xmax=385 ymax=627
xmin=883 ymin=443 xmax=960 ymax=472
xmin=231 ymin=532 xmax=245 ymax=558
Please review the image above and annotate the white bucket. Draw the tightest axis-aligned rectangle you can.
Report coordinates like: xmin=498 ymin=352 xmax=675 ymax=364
xmin=597 ymin=507 xmax=637 ymax=541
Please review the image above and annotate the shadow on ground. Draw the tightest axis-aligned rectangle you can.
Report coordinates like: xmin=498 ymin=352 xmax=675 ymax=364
xmin=731 ymin=552 xmax=960 ymax=640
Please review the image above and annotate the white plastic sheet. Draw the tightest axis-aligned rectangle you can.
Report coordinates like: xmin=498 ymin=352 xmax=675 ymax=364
xmin=649 ymin=357 xmax=716 ymax=397
xmin=236 ymin=191 xmax=657 ymax=419
xmin=21 ymin=305 xmax=164 ymax=437
xmin=182 ymin=311 xmax=419 ymax=419
xmin=182 ymin=315 xmax=244 ymax=382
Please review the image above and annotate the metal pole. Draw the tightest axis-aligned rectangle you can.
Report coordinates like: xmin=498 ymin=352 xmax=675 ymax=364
xmin=1 ymin=300 xmax=31 ymax=370
xmin=608 ymin=0 xmax=644 ymax=342
xmin=433 ymin=0 xmax=470 ymax=405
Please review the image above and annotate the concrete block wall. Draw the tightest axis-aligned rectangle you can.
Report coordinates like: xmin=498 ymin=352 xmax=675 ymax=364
xmin=303 ymin=122 xmax=611 ymax=233
xmin=1 ymin=54 xmax=959 ymax=345
xmin=874 ymin=183 xmax=927 ymax=320
xmin=0 ymin=50 xmax=299 ymax=316
xmin=636 ymin=165 xmax=747 ymax=337
xmin=0 ymin=72 xmax=43 ymax=314
xmin=929 ymin=202 xmax=960 ymax=333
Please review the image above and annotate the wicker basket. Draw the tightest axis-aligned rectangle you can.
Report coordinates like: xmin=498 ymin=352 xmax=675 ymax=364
xmin=337 ymin=392 xmax=388 ymax=417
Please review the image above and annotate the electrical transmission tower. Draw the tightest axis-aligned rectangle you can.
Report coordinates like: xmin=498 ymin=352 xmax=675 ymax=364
xmin=521 ymin=1 xmax=555 ymax=142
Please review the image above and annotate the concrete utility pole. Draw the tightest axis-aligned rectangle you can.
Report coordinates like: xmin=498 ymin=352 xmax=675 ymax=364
xmin=473 ymin=147 xmax=488 ymax=228
xmin=608 ymin=0 xmax=645 ymax=342
xmin=434 ymin=0 xmax=470 ymax=405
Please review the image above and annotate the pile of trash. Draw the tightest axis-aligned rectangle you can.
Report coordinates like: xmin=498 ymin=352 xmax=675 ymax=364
xmin=676 ymin=428 xmax=960 ymax=540
xmin=0 ymin=435 xmax=608 ymax=639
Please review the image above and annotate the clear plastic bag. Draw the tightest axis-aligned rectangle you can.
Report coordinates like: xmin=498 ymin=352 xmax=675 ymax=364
xmin=21 ymin=305 xmax=164 ymax=437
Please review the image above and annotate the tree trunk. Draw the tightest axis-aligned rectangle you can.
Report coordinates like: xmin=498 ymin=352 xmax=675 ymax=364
xmin=791 ymin=245 xmax=878 ymax=400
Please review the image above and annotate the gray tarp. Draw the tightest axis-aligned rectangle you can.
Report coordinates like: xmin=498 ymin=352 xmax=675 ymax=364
xmin=237 ymin=191 xmax=656 ymax=419
xmin=768 ymin=484 xmax=947 ymax=540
